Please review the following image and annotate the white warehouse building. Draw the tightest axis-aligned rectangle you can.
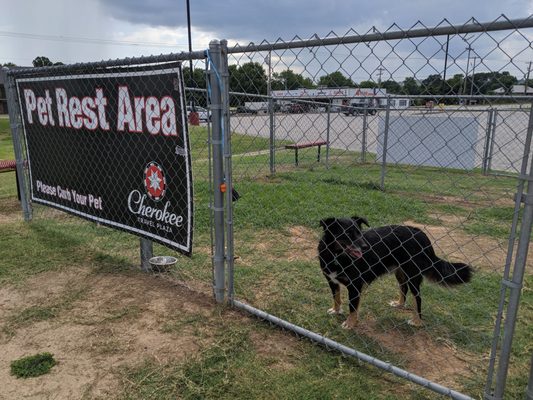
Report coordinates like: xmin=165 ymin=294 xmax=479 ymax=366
xmin=270 ymin=87 xmax=410 ymax=110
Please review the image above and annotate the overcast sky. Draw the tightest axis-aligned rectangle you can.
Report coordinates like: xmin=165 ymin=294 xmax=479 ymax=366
xmin=0 ymin=0 xmax=531 ymax=65
xmin=1 ymin=0 xmax=532 ymax=82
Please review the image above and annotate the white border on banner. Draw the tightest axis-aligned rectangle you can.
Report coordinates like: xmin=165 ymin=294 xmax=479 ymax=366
xmin=15 ymin=66 xmax=193 ymax=254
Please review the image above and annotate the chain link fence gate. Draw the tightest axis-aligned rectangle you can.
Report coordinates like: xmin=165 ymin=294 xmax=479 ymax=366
xmin=221 ymin=17 xmax=533 ymax=399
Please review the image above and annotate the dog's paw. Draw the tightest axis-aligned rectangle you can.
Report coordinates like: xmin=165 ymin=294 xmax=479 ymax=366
xmin=327 ymin=307 xmax=343 ymax=315
xmin=407 ymin=318 xmax=423 ymax=327
xmin=388 ymin=300 xmax=406 ymax=308
xmin=341 ymin=320 xmax=357 ymax=330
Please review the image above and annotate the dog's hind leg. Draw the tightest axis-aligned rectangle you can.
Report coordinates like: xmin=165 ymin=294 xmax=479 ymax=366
xmin=342 ymin=282 xmax=362 ymax=329
xmin=406 ymin=276 xmax=423 ymax=327
xmin=326 ymin=277 xmax=343 ymax=315
xmin=389 ymin=269 xmax=408 ymax=309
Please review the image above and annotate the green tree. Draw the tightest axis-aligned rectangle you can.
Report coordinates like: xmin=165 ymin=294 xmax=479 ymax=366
xmin=231 ymin=62 xmax=267 ymax=95
xmin=420 ymin=74 xmax=444 ymax=96
xmin=2 ymin=62 xmax=17 ymax=67
xmin=183 ymin=67 xmax=207 ymax=89
xmin=381 ymin=80 xmax=402 ymax=94
xmin=359 ymin=80 xmax=378 ymax=89
xmin=490 ymin=71 xmax=517 ymax=93
xmin=271 ymin=69 xmax=314 ymax=90
xmin=32 ymin=56 xmax=53 ymax=67
xmin=317 ymin=71 xmax=355 ymax=87
xmin=183 ymin=66 xmax=208 ymax=107
xmin=444 ymin=74 xmax=464 ymax=96
xmin=402 ymin=77 xmax=420 ymax=95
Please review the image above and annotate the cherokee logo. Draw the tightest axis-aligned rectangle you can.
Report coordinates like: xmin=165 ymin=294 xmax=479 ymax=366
xmin=143 ymin=162 xmax=166 ymax=201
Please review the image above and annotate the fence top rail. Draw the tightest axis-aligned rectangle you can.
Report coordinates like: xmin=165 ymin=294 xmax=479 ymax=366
xmin=3 ymin=50 xmax=207 ymax=77
xmin=227 ymin=16 xmax=533 ymax=54
xmin=228 ymin=90 xmax=533 ymax=102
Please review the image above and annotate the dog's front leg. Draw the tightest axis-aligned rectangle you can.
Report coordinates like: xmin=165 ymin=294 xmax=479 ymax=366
xmin=342 ymin=283 xmax=361 ymax=329
xmin=325 ymin=276 xmax=342 ymax=314
xmin=389 ymin=269 xmax=408 ymax=309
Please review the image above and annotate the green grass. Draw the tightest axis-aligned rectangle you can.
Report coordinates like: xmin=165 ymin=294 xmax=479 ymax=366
xmin=0 ymin=117 xmax=14 ymax=159
xmin=1 ymin=122 xmax=531 ymax=399
xmin=10 ymin=353 xmax=57 ymax=378
xmin=120 ymin=320 xmax=432 ymax=400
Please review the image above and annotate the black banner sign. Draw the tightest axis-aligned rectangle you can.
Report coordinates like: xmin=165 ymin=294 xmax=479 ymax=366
xmin=15 ymin=64 xmax=193 ymax=256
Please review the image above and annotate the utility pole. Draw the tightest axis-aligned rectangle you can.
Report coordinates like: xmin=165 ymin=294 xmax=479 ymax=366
xmin=377 ymin=67 xmax=385 ymax=88
xmin=441 ymin=34 xmax=450 ymax=98
xmin=462 ymin=45 xmax=473 ymax=99
xmin=525 ymin=61 xmax=532 ymax=95
xmin=469 ymin=56 xmax=477 ymax=98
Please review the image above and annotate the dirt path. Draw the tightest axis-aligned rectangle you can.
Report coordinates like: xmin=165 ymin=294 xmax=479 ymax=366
xmin=0 ymin=268 xmax=216 ymax=399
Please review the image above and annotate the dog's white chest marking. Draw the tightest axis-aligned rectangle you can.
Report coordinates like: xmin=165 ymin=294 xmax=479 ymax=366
xmin=328 ymin=272 xmax=341 ymax=285
xmin=386 ymin=264 xmax=399 ymax=273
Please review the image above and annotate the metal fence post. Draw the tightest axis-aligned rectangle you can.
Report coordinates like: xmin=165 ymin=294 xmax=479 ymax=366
xmin=488 ymin=104 xmax=533 ymax=399
xmin=140 ymin=238 xmax=153 ymax=272
xmin=484 ymin=102 xmax=533 ymax=400
xmin=380 ymin=97 xmax=391 ymax=191
xmin=269 ymin=96 xmax=276 ymax=174
xmin=527 ymin=353 xmax=533 ymax=400
xmin=208 ymin=40 xmax=226 ymax=304
xmin=325 ymin=100 xmax=331 ymax=169
xmin=487 ymin=109 xmax=498 ymax=173
xmin=4 ymin=70 xmax=32 ymax=221
xmin=219 ymin=40 xmax=235 ymax=304
xmin=483 ymin=109 xmax=496 ymax=175
xmin=267 ymin=50 xmax=276 ymax=175
xmin=362 ymin=103 xmax=368 ymax=163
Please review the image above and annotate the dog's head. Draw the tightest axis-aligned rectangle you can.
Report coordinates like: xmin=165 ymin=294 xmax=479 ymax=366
xmin=319 ymin=216 xmax=369 ymax=258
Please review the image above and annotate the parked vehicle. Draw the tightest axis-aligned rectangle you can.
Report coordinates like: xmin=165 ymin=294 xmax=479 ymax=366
xmin=236 ymin=106 xmax=258 ymax=114
xmin=187 ymin=106 xmax=210 ymax=121
xmin=343 ymin=99 xmax=377 ymax=116
xmin=288 ymin=103 xmax=310 ymax=114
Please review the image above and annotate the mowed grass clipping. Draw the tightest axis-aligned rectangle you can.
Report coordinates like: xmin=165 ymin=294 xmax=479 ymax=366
xmin=10 ymin=353 xmax=57 ymax=378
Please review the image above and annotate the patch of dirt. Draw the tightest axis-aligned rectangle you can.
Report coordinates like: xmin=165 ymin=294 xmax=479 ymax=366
xmin=404 ymin=220 xmax=532 ymax=273
xmin=354 ymin=316 xmax=478 ymax=387
xmin=285 ymin=225 xmax=318 ymax=262
xmin=235 ymin=226 xmax=319 ymax=267
xmin=415 ymin=193 xmax=514 ymax=209
xmin=0 ymin=269 xmax=217 ymax=399
xmin=0 ymin=198 xmax=23 ymax=224
xmin=249 ymin=330 xmax=302 ymax=371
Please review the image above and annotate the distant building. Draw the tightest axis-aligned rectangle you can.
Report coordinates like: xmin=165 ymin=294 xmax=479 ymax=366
xmin=271 ymin=87 xmax=410 ymax=110
xmin=493 ymin=85 xmax=533 ymax=95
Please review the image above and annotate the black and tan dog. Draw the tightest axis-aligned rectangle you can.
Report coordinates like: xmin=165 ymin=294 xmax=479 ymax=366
xmin=318 ymin=216 xmax=472 ymax=328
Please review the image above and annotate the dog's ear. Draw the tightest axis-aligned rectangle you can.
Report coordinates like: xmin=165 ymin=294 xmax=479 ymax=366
xmin=351 ymin=215 xmax=369 ymax=229
xmin=320 ymin=218 xmax=336 ymax=231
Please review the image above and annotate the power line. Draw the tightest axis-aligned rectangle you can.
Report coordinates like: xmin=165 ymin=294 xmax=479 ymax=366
xmin=0 ymin=29 xmax=191 ymax=48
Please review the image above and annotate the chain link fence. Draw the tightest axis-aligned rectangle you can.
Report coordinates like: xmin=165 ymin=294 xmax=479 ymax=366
xmin=4 ymin=15 xmax=533 ymax=400
xmin=224 ymin=16 xmax=533 ymax=399
xmin=4 ymin=53 xmax=222 ymax=296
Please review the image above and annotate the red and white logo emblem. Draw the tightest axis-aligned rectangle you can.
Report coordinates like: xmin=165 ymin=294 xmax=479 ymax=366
xmin=144 ymin=162 xmax=166 ymax=201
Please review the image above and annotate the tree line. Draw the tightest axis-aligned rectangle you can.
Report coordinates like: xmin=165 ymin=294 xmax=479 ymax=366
xmin=4 ymin=58 xmax=524 ymax=106
xmin=183 ymin=62 xmax=526 ymax=106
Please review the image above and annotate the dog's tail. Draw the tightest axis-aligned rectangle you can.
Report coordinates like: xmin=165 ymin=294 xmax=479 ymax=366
xmin=424 ymin=259 xmax=473 ymax=285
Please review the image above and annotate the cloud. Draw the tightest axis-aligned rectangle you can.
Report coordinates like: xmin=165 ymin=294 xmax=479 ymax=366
xmin=99 ymin=0 xmax=531 ymax=45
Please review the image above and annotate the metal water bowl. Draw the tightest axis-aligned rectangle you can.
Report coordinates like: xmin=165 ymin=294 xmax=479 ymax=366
xmin=149 ymin=256 xmax=177 ymax=272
